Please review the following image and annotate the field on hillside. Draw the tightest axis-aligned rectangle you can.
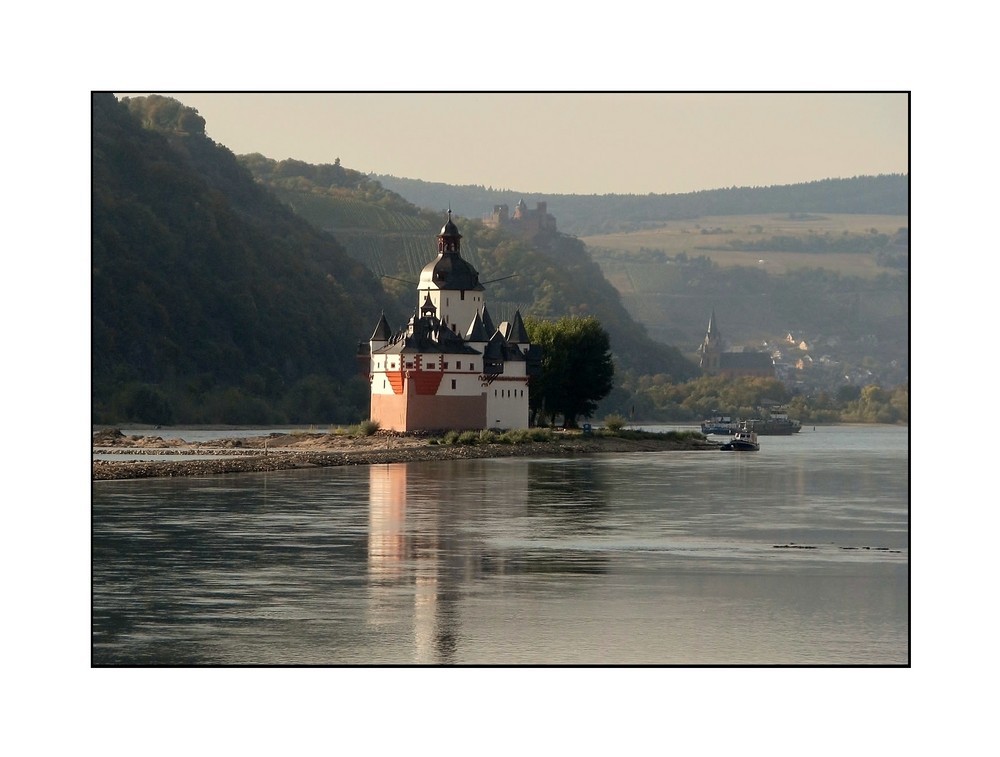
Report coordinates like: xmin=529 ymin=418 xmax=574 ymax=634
xmin=582 ymin=213 xmax=908 ymax=285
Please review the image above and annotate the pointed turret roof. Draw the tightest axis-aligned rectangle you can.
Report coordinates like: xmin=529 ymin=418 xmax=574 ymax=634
xmin=465 ymin=311 xmax=489 ymax=342
xmin=370 ymin=312 xmax=392 ymax=342
xmin=479 ymin=305 xmax=496 ymax=335
xmin=507 ymin=310 xmax=530 ymax=344
xmin=421 ymin=293 xmax=437 ymax=316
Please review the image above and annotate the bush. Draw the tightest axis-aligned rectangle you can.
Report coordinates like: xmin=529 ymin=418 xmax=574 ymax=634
xmin=356 ymin=419 xmax=380 ymax=436
xmin=433 ymin=428 xmax=554 ymax=446
xmin=457 ymin=430 xmax=480 ymax=445
xmin=604 ymin=413 xmax=626 ymax=432
xmin=499 ymin=428 xmax=553 ymax=444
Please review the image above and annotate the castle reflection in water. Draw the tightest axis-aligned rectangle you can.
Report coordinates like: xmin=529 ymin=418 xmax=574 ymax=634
xmin=366 ymin=460 xmax=610 ymax=663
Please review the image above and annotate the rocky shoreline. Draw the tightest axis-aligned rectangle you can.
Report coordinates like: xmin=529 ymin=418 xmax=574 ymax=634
xmin=92 ymin=428 xmax=719 ymax=481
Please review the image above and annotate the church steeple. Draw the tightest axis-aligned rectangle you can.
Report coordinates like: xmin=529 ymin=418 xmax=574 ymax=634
xmin=700 ymin=309 xmax=722 ymax=373
xmin=706 ymin=310 xmax=719 ymax=340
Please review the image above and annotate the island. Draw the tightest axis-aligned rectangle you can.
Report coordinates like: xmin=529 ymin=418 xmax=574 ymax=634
xmin=92 ymin=427 xmax=719 ymax=481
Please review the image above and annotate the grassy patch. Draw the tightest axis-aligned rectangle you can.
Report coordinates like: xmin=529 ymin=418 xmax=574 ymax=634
xmin=329 ymin=420 xmax=381 ymax=437
xmin=595 ymin=427 xmax=705 ymax=443
xmin=432 ymin=428 xmax=554 ymax=446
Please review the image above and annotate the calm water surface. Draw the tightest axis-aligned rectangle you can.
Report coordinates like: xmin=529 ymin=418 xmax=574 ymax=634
xmin=92 ymin=425 xmax=908 ymax=665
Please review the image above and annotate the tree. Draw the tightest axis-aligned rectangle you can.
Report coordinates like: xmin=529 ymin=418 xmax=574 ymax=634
xmin=525 ymin=316 xmax=615 ymax=428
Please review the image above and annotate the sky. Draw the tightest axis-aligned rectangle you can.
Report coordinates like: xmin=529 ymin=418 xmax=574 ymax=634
xmin=126 ymin=92 xmax=909 ymax=196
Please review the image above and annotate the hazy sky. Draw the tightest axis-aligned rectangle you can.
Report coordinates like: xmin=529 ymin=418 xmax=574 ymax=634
xmin=131 ymin=92 xmax=908 ymax=195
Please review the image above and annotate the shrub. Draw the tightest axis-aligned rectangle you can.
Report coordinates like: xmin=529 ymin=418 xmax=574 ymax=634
xmin=499 ymin=428 xmax=553 ymax=444
xmin=356 ymin=419 xmax=380 ymax=436
xmin=604 ymin=414 xmax=626 ymax=432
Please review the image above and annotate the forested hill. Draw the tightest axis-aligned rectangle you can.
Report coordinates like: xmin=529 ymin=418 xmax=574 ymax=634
xmin=92 ymin=93 xmax=699 ymax=426
xmin=372 ymin=174 xmax=909 ymax=236
xmin=92 ymin=93 xmax=391 ymax=424
xmin=242 ymin=155 xmax=702 ymax=387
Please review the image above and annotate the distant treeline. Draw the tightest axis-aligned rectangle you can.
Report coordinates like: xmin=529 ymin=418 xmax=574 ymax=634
xmin=372 ymin=174 xmax=909 ymax=236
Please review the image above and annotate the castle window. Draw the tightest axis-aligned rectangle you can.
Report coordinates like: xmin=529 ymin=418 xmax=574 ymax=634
xmin=443 ymin=362 xmax=449 ymax=369
xmin=451 ymin=380 xmax=456 ymax=390
xmin=457 ymin=361 xmax=462 ymax=370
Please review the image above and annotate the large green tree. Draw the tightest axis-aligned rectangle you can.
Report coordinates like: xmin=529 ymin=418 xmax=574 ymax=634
xmin=525 ymin=316 xmax=615 ymax=428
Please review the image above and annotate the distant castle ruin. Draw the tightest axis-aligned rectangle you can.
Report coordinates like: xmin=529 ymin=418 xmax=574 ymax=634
xmin=483 ymin=199 xmax=557 ymax=239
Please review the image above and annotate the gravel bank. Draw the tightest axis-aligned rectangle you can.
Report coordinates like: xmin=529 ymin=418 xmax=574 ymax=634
xmin=92 ymin=428 xmax=719 ymax=481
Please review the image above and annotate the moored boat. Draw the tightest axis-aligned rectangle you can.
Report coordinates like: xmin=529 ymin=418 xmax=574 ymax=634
xmin=701 ymin=414 xmax=740 ymax=435
xmin=746 ymin=407 xmax=801 ymax=435
xmin=720 ymin=427 xmax=760 ymax=451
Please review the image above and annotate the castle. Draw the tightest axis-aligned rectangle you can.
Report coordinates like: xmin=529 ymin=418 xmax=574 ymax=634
xmin=698 ymin=310 xmax=775 ymax=378
xmin=364 ymin=213 xmax=541 ymax=432
xmin=483 ymin=199 xmax=557 ymax=239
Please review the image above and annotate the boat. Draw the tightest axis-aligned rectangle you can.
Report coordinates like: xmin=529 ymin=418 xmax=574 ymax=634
xmin=720 ymin=426 xmax=760 ymax=451
xmin=700 ymin=414 xmax=740 ymax=435
xmin=745 ymin=407 xmax=801 ymax=435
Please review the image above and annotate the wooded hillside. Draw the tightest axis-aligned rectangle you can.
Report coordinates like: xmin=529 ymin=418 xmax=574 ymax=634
xmin=92 ymin=93 xmax=388 ymax=424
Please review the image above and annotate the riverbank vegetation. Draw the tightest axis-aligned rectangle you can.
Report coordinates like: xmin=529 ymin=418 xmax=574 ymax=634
xmin=608 ymin=374 xmax=908 ymax=425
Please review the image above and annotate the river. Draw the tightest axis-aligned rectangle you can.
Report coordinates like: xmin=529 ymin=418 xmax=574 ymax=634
xmin=91 ymin=424 xmax=908 ymax=665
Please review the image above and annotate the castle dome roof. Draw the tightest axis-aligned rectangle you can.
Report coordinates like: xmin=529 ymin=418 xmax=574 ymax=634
xmin=420 ymin=211 xmax=483 ymax=291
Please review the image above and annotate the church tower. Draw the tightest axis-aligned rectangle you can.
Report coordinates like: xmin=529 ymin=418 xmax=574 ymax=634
xmin=699 ymin=310 xmax=722 ymax=374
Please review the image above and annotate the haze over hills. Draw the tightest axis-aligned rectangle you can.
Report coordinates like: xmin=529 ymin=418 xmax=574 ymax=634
xmin=372 ymin=173 xmax=908 ymax=237
xmin=373 ymin=171 xmax=909 ymax=393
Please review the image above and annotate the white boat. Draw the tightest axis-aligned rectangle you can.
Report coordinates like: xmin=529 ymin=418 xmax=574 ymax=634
xmin=720 ymin=426 xmax=760 ymax=451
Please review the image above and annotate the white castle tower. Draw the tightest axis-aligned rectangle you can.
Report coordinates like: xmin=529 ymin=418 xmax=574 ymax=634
xmin=365 ymin=212 xmax=540 ymax=432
